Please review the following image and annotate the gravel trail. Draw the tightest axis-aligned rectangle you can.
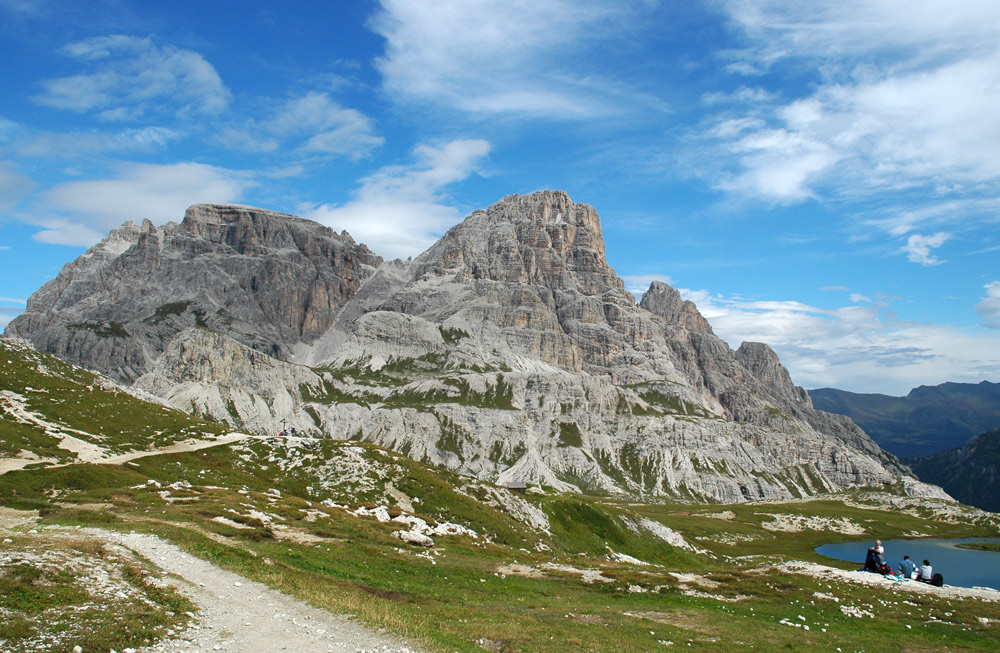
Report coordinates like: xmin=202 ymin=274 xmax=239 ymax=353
xmin=106 ymin=531 xmax=424 ymax=653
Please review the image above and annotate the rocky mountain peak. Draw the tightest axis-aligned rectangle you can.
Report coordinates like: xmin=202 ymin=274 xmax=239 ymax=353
xmin=7 ymin=203 xmax=381 ymax=381
xmin=639 ymin=281 xmax=712 ymax=332
xmin=417 ymin=191 xmax=613 ymax=285
xmin=7 ymin=192 xmax=915 ymax=502
xmin=734 ymin=341 xmax=812 ymax=407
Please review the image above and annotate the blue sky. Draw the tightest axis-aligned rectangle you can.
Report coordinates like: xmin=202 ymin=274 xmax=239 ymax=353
xmin=1 ymin=0 xmax=999 ymax=395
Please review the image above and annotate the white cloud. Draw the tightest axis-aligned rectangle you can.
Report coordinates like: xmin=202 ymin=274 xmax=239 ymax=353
xmin=0 ymin=162 xmax=36 ymax=210
xmin=680 ymin=287 xmax=1000 ymax=394
xmin=0 ymin=313 xmax=15 ymax=329
xmin=709 ymin=1 xmax=1000 ymax=212
xmin=39 ymin=162 xmax=248 ymax=245
xmin=0 ymin=296 xmax=27 ymax=305
xmin=34 ymin=35 xmax=231 ymax=120
xmin=977 ymin=281 xmax=1000 ymax=329
xmin=29 ymin=217 xmax=105 ymax=246
xmin=218 ymin=92 xmax=383 ymax=158
xmin=301 ymin=139 xmax=490 ymax=259
xmin=901 ymin=232 xmax=949 ymax=266
xmin=370 ymin=0 xmax=646 ymax=118
xmin=719 ymin=0 xmax=1000 ymax=70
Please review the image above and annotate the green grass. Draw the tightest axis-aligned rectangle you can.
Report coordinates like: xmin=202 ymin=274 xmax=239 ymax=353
xmin=0 ymin=338 xmax=226 ymax=460
xmin=4 ymin=339 xmax=1000 ymax=651
xmin=955 ymin=542 xmax=1000 ymax=552
xmin=4 ymin=435 xmax=999 ymax=652
xmin=0 ymin=534 xmax=194 ymax=652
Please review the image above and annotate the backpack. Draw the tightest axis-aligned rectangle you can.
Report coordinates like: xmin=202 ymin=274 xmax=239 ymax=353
xmin=931 ymin=573 xmax=944 ymax=587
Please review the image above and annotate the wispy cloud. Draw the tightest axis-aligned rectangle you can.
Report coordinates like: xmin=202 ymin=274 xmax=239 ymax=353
xmin=33 ymin=35 xmax=231 ymax=120
xmin=15 ymin=126 xmax=181 ymax=158
xmin=620 ymin=274 xmax=675 ymax=300
xmin=701 ymin=1 xmax=1000 ymax=270
xmin=216 ymin=92 xmax=383 ymax=159
xmin=680 ymin=286 xmax=1000 ymax=394
xmin=370 ymin=0 xmax=654 ymax=119
xmin=0 ymin=161 xmax=37 ymax=211
xmin=0 ymin=296 xmax=26 ymax=305
xmin=300 ymin=139 xmax=490 ymax=259
xmin=978 ymin=281 xmax=1000 ymax=329
xmin=38 ymin=162 xmax=248 ymax=245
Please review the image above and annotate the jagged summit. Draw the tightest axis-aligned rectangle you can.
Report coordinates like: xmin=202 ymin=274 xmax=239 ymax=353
xmin=7 ymin=203 xmax=381 ymax=381
xmin=6 ymin=191 xmax=926 ymax=502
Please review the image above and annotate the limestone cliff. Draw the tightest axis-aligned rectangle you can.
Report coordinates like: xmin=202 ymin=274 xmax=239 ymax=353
xmin=7 ymin=205 xmax=381 ymax=381
xmin=9 ymin=192 xmax=912 ymax=502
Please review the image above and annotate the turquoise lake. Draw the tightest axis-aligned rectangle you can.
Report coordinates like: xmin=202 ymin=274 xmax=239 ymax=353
xmin=816 ymin=537 xmax=1000 ymax=591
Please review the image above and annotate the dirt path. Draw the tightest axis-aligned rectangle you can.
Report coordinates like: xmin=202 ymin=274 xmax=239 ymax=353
xmin=0 ymin=509 xmax=423 ymax=653
xmin=1 ymin=425 xmax=426 ymax=652
xmin=104 ymin=531 xmax=423 ymax=653
xmin=0 ymin=431 xmax=255 ymax=476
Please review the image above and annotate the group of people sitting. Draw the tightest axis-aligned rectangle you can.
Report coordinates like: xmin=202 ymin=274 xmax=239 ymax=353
xmin=864 ymin=540 xmax=943 ymax=586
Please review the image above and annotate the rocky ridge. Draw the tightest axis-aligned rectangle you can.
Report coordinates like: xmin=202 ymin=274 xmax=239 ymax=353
xmin=7 ymin=191 xmax=920 ymax=502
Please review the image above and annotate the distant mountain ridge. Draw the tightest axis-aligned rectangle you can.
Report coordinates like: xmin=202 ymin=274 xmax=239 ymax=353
xmin=809 ymin=381 xmax=1000 ymax=457
xmin=6 ymin=191 xmax=937 ymax=503
xmin=906 ymin=430 xmax=1000 ymax=513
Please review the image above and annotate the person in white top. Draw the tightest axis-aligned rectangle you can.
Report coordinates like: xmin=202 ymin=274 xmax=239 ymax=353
xmin=918 ymin=559 xmax=933 ymax=582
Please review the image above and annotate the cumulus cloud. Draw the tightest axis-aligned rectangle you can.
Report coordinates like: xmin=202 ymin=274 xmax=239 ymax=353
xmin=370 ymin=0 xmax=650 ymax=118
xmin=901 ymin=232 xmax=949 ymax=265
xmin=680 ymin=287 xmax=1000 ymax=394
xmin=301 ymin=139 xmax=490 ymax=259
xmin=38 ymin=162 xmax=248 ymax=245
xmin=33 ymin=35 xmax=231 ymax=120
xmin=978 ymin=281 xmax=1000 ymax=329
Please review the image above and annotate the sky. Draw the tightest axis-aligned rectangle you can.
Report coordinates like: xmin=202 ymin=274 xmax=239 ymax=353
xmin=1 ymin=0 xmax=999 ymax=395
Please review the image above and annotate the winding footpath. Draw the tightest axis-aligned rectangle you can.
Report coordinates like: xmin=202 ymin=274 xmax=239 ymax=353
xmin=109 ymin=532 xmax=422 ymax=653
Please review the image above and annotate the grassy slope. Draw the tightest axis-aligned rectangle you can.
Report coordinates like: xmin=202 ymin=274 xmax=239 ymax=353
xmin=2 ymin=438 xmax=999 ymax=652
xmin=3 ymin=338 xmax=1000 ymax=651
xmin=0 ymin=337 xmax=227 ymax=464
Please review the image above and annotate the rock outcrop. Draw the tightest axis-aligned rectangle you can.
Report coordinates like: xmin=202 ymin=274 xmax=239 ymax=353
xmin=8 ymin=191 xmax=913 ymax=502
xmin=7 ymin=205 xmax=381 ymax=381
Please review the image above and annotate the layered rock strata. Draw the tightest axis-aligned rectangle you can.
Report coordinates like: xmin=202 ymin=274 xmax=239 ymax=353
xmin=9 ymin=192 xmax=911 ymax=502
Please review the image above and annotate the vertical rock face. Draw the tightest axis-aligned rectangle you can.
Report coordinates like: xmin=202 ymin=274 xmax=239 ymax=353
xmin=639 ymin=281 xmax=712 ymax=333
xmin=9 ymin=191 xmax=915 ymax=502
xmin=6 ymin=204 xmax=381 ymax=381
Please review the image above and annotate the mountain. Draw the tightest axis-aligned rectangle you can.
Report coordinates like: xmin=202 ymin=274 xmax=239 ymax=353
xmin=809 ymin=382 xmax=1000 ymax=457
xmin=3 ymin=333 xmax=997 ymax=652
xmin=907 ymin=430 xmax=1000 ymax=512
xmin=7 ymin=191 xmax=935 ymax=503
